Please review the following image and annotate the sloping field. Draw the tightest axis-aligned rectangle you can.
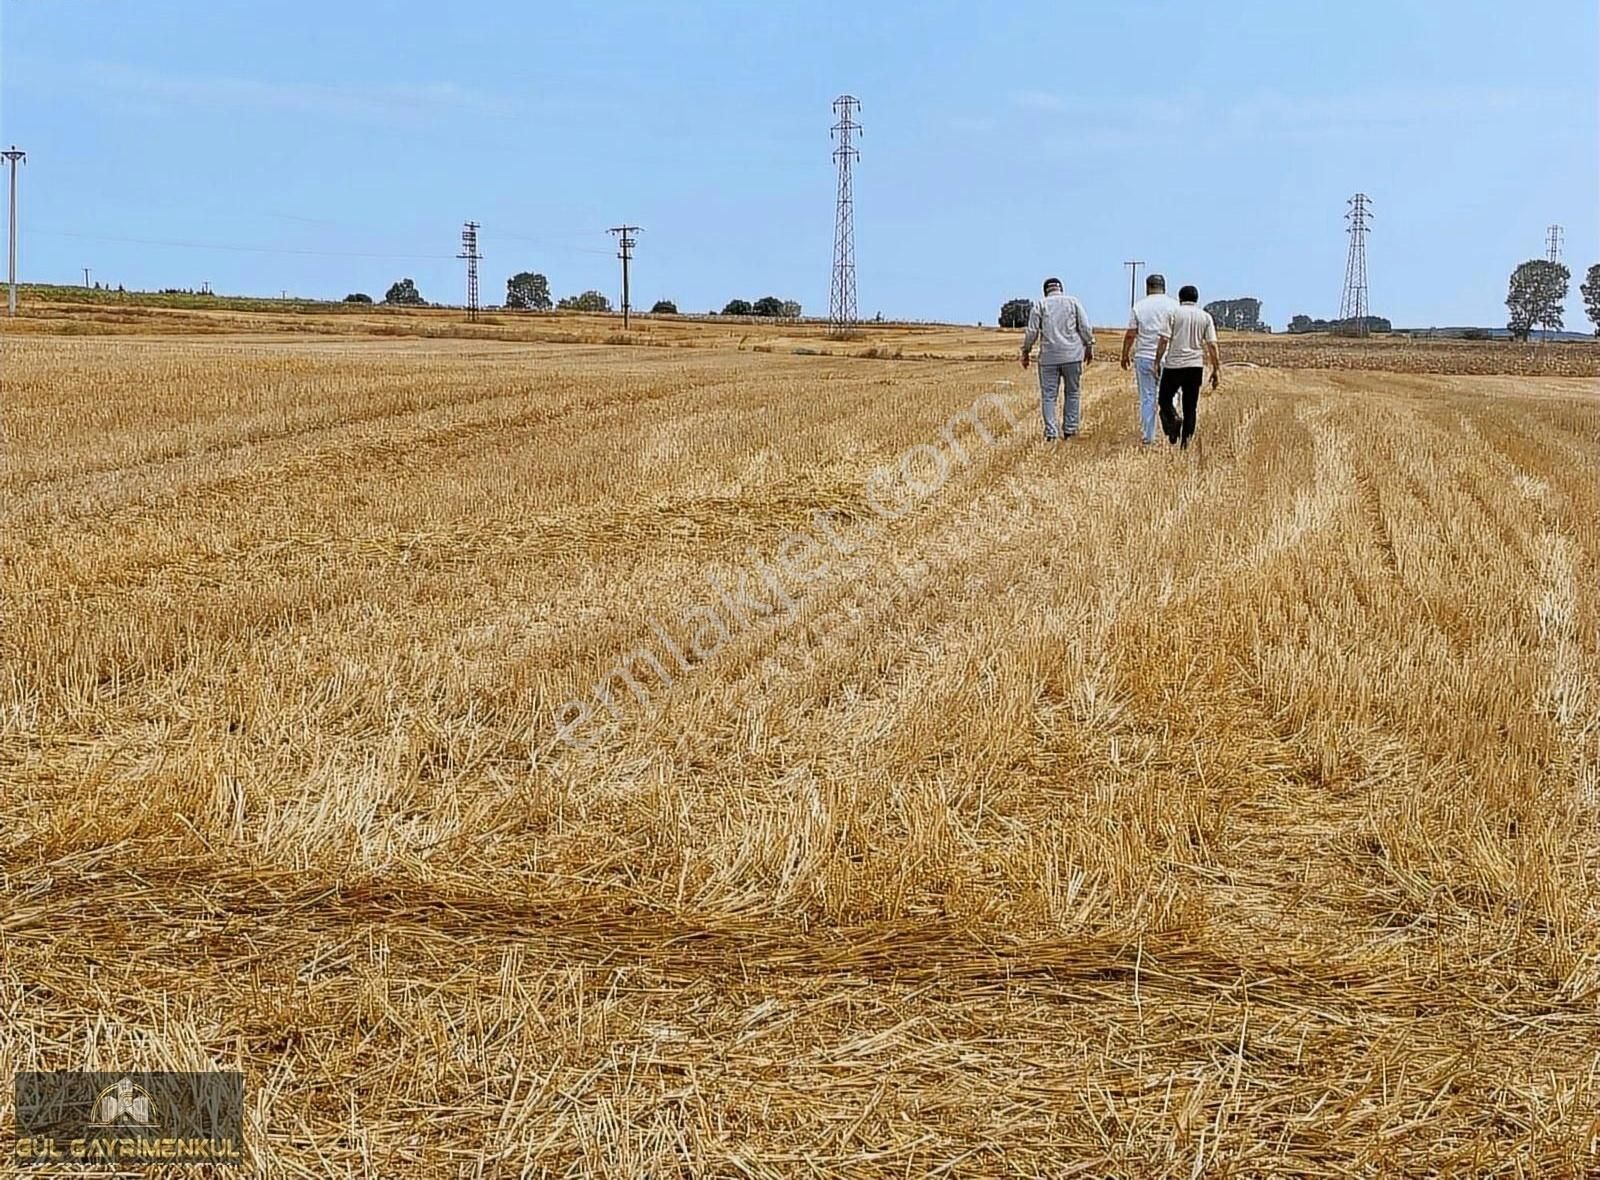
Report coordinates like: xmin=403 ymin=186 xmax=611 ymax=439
xmin=11 ymin=288 xmax=1600 ymax=376
xmin=2 ymin=332 xmax=1598 ymax=1175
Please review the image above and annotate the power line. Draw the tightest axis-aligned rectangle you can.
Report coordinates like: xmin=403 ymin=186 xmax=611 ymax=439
xmin=492 ymin=230 xmax=614 ymax=257
xmin=1338 ymin=192 xmax=1372 ymax=337
xmin=458 ymin=220 xmax=481 ymax=321
xmin=828 ymin=95 xmax=861 ymax=339
xmin=4 ymin=145 xmax=26 ymax=316
xmin=1124 ymin=260 xmax=1144 ymax=309
xmin=35 ymin=229 xmax=452 ymax=260
xmin=607 ymin=225 xmax=640 ymax=329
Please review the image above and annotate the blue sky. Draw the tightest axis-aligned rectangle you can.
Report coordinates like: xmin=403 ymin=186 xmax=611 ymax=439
xmin=1 ymin=0 xmax=1594 ymax=328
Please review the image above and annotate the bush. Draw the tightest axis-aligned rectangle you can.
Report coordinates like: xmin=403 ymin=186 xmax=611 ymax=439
xmin=998 ymin=298 xmax=1031 ymax=328
xmin=384 ymin=279 xmax=425 ymax=306
xmin=722 ymin=299 xmax=753 ymax=316
xmin=506 ymin=272 xmax=552 ymax=311
xmin=344 ymin=293 xmax=373 ymax=304
xmin=650 ymin=299 xmax=678 ymax=315
xmin=557 ymin=290 xmax=612 ymax=312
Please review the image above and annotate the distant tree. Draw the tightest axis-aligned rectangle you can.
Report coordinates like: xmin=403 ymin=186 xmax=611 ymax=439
xmin=1505 ymin=260 xmax=1568 ymax=341
xmin=1288 ymin=312 xmax=1389 ymax=335
xmin=384 ymin=278 xmax=425 ymax=306
xmin=722 ymin=298 xmax=753 ymax=316
xmin=1204 ymin=297 xmax=1263 ymax=331
xmin=557 ymin=290 xmax=612 ymax=312
xmin=344 ymin=292 xmax=373 ymax=304
xmin=998 ymin=298 xmax=1031 ymax=329
xmin=1581 ymin=264 xmax=1600 ymax=337
xmin=751 ymin=295 xmax=785 ymax=317
xmin=505 ymin=272 xmax=552 ymax=311
xmin=780 ymin=300 xmax=801 ymax=320
xmin=650 ymin=299 xmax=678 ymax=315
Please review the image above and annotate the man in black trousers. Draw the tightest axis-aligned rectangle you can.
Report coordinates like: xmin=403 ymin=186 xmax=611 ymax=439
xmin=1152 ymin=285 xmax=1221 ymax=449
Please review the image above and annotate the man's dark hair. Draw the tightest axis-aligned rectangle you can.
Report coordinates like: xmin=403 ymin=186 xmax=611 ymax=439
xmin=1178 ymin=284 xmax=1199 ymax=303
xmin=1146 ymin=274 xmax=1166 ymax=293
xmin=1043 ymin=277 xmax=1063 ymax=294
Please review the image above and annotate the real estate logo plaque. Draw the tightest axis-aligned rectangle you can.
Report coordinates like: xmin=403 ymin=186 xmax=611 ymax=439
xmin=12 ymin=1071 xmax=244 ymax=1166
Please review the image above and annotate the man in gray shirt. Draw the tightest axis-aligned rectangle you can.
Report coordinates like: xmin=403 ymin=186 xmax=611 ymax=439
xmin=1020 ymin=277 xmax=1095 ymax=441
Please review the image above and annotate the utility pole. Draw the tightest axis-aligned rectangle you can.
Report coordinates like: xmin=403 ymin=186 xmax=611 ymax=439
xmin=1124 ymin=260 xmax=1144 ymax=309
xmin=1338 ymin=192 xmax=1372 ymax=337
xmin=458 ymin=220 xmax=482 ymax=321
xmin=3 ymin=146 xmax=26 ymax=316
xmin=83 ymin=267 xmax=91 ymax=288
xmin=828 ymin=95 xmax=862 ymax=338
xmin=608 ymin=225 xmax=640 ymax=329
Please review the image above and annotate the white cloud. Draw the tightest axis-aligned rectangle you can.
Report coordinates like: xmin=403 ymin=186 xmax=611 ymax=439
xmin=72 ymin=62 xmax=510 ymax=122
xmin=947 ymin=115 xmax=997 ymax=135
xmin=1009 ymin=89 xmax=1071 ymax=113
xmin=1012 ymin=83 xmax=1568 ymax=152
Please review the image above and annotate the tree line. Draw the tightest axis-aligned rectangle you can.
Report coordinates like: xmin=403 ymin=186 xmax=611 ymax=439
xmin=343 ymin=273 xmax=800 ymax=320
xmin=1287 ymin=314 xmax=1392 ymax=335
xmin=1506 ymin=259 xmax=1600 ymax=340
xmin=999 ymin=294 xmax=1273 ymax=332
xmin=363 ymin=261 xmax=1600 ymax=338
xmin=717 ymin=296 xmax=801 ymax=318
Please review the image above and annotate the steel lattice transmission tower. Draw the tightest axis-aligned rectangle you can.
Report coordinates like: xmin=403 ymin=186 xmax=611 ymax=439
xmin=1546 ymin=224 xmax=1564 ymax=264
xmin=1338 ymin=193 xmax=1373 ymax=337
xmin=458 ymin=221 xmax=482 ymax=321
xmin=828 ymin=95 xmax=862 ymax=338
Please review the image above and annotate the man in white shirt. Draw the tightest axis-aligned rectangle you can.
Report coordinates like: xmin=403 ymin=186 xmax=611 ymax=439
xmin=1152 ymin=285 xmax=1221 ymax=449
xmin=1020 ymin=277 xmax=1095 ymax=441
xmin=1120 ymin=273 xmax=1179 ymax=446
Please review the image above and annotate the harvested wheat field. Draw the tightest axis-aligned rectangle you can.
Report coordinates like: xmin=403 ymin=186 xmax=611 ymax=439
xmin=3 ymin=324 xmax=1599 ymax=1176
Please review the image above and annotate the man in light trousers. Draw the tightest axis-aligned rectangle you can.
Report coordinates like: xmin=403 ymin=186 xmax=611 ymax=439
xmin=1120 ymin=273 xmax=1178 ymax=446
xmin=1020 ymin=277 xmax=1095 ymax=441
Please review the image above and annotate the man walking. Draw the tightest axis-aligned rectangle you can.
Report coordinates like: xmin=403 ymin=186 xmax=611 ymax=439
xmin=1120 ymin=273 xmax=1178 ymax=446
xmin=1152 ymin=285 xmax=1220 ymax=449
xmin=1020 ymin=277 xmax=1094 ymax=441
